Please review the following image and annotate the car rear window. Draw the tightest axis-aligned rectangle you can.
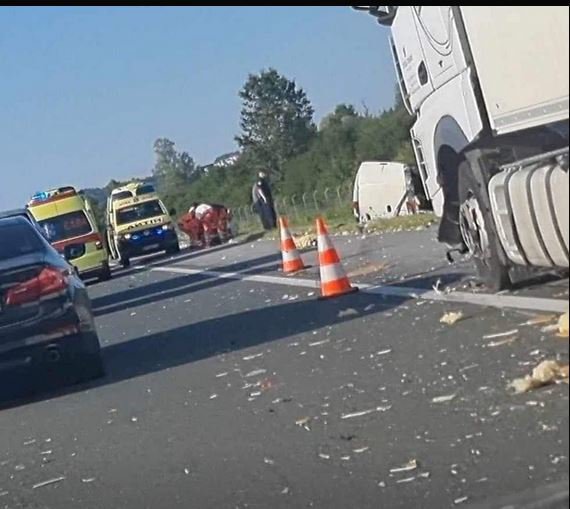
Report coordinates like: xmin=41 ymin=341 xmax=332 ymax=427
xmin=38 ymin=211 xmax=93 ymax=243
xmin=0 ymin=222 xmax=43 ymax=261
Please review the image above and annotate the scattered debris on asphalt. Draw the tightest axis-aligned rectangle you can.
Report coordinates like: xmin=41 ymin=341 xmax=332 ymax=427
xmin=353 ymin=447 xmax=369 ymax=454
xmin=338 ymin=308 xmax=359 ymax=318
xmin=454 ymin=496 xmax=469 ymax=505
xmin=509 ymin=360 xmax=570 ymax=394
xmin=390 ymin=459 xmax=418 ymax=474
xmin=432 ymin=393 xmax=457 ymax=404
xmin=483 ymin=329 xmax=519 ymax=340
xmin=81 ymin=478 xmax=96 ymax=483
xmin=295 ymin=416 xmax=311 ymax=431
xmin=440 ymin=311 xmax=464 ymax=325
xmin=32 ymin=477 xmax=66 ymax=489
xmin=243 ymin=353 xmax=263 ymax=361
xmin=245 ymin=368 xmax=267 ymax=378
xmin=341 ymin=405 xmax=391 ymax=420
xmin=520 ymin=314 xmax=558 ymax=327
xmin=558 ymin=312 xmax=569 ymax=337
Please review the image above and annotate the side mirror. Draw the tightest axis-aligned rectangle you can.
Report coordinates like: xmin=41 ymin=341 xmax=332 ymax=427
xmin=169 ymin=208 xmax=177 ymax=217
xmin=63 ymin=244 xmax=85 ymax=261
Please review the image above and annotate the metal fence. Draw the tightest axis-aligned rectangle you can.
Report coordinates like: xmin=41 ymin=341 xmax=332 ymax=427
xmin=232 ymin=183 xmax=353 ymax=232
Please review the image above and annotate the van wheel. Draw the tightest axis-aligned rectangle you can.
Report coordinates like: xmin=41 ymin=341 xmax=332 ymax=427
xmin=458 ymin=158 xmax=511 ymax=291
xmin=166 ymin=242 xmax=180 ymax=254
xmin=99 ymin=262 xmax=112 ymax=281
xmin=120 ymin=255 xmax=130 ymax=268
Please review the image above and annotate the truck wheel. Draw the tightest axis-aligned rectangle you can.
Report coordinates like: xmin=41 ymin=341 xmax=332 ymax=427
xmin=458 ymin=158 xmax=511 ymax=291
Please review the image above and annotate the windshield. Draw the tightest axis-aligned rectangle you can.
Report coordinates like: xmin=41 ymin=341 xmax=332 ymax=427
xmin=115 ymin=200 xmax=164 ymax=225
xmin=0 ymin=222 xmax=43 ymax=261
xmin=38 ymin=210 xmax=92 ymax=243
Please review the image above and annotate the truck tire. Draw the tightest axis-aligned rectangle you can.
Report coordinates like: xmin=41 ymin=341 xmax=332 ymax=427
xmin=458 ymin=158 xmax=511 ymax=291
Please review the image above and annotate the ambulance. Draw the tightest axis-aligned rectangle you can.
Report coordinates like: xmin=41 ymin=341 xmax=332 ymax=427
xmin=105 ymin=182 xmax=180 ymax=267
xmin=27 ymin=186 xmax=111 ymax=281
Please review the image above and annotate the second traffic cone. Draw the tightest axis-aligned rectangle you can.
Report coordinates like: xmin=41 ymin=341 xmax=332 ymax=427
xmin=279 ymin=216 xmax=305 ymax=273
xmin=316 ymin=217 xmax=358 ymax=298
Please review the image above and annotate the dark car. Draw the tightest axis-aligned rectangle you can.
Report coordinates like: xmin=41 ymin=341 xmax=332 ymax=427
xmin=0 ymin=208 xmax=47 ymax=239
xmin=0 ymin=216 xmax=104 ymax=397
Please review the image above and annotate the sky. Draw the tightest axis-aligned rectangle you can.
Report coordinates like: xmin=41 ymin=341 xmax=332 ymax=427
xmin=0 ymin=6 xmax=396 ymax=209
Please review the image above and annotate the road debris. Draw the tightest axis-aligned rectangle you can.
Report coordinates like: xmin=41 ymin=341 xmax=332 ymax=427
xmin=338 ymin=308 xmax=359 ymax=318
xmin=318 ymin=453 xmax=331 ymax=460
xmin=440 ymin=311 xmax=464 ymax=325
xmin=245 ymin=369 xmax=267 ymax=378
xmin=243 ymin=352 xmax=263 ymax=361
xmin=483 ymin=329 xmax=519 ymax=340
xmin=309 ymin=339 xmax=330 ymax=347
xmin=558 ymin=312 xmax=569 ymax=337
xmin=486 ymin=335 xmax=519 ymax=348
xmin=509 ymin=360 xmax=570 ymax=394
xmin=375 ymin=348 xmax=392 ymax=357
xmin=33 ymin=476 xmax=66 ymax=489
xmin=353 ymin=447 xmax=369 ymax=454
xmin=295 ymin=416 xmax=311 ymax=430
xmin=341 ymin=405 xmax=391 ymax=420
xmin=281 ymin=487 xmax=290 ymax=495
xmin=23 ymin=439 xmax=37 ymax=446
xmin=390 ymin=459 xmax=418 ymax=474
xmin=215 ymin=372 xmax=228 ymax=378
xmin=209 ymin=394 xmax=218 ymax=400
xmin=263 ymin=457 xmax=275 ymax=465
xmin=432 ymin=393 xmax=457 ymax=404
xmin=454 ymin=496 xmax=469 ymax=505
xmin=81 ymin=478 xmax=96 ymax=483
xmin=520 ymin=314 xmax=557 ymax=326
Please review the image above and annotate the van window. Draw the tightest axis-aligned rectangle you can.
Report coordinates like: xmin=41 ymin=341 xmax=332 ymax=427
xmin=135 ymin=184 xmax=156 ymax=196
xmin=116 ymin=200 xmax=164 ymax=226
xmin=39 ymin=211 xmax=92 ymax=242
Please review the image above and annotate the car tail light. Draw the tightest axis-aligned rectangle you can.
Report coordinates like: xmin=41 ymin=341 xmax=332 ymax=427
xmin=5 ymin=267 xmax=69 ymax=307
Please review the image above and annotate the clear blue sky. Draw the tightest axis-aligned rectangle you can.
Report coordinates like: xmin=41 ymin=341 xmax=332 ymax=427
xmin=0 ymin=6 xmax=396 ymax=209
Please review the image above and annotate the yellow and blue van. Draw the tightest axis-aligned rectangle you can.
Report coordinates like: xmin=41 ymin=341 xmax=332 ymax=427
xmin=27 ymin=186 xmax=111 ymax=281
xmin=105 ymin=182 xmax=179 ymax=267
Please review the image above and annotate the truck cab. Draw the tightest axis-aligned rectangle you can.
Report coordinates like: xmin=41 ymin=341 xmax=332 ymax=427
xmin=354 ymin=6 xmax=569 ymax=290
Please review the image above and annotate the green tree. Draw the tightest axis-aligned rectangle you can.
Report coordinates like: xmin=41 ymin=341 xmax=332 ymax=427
xmin=235 ymin=68 xmax=316 ymax=182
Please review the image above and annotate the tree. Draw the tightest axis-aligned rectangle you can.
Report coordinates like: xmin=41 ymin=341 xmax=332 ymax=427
xmin=235 ymin=68 xmax=316 ymax=182
xmin=152 ymin=138 xmax=200 ymax=197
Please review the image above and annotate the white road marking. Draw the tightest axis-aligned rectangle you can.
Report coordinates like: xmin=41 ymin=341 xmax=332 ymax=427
xmin=150 ymin=265 xmax=568 ymax=313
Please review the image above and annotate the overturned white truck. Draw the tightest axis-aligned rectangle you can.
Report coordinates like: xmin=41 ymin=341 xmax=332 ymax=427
xmin=354 ymin=6 xmax=569 ymax=290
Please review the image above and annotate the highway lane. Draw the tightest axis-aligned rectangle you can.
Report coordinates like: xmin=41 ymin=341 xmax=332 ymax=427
xmin=0 ymin=229 xmax=568 ymax=508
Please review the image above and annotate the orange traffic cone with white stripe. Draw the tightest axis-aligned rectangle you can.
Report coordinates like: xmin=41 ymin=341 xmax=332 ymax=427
xmin=316 ymin=217 xmax=358 ymax=298
xmin=279 ymin=216 xmax=305 ymax=274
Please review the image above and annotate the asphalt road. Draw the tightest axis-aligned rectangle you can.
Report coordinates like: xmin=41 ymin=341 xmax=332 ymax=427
xmin=1 ymin=227 xmax=568 ymax=509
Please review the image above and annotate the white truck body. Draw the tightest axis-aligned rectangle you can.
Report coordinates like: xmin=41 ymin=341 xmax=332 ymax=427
xmin=356 ymin=5 xmax=569 ymax=287
xmin=352 ymin=161 xmax=410 ymax=221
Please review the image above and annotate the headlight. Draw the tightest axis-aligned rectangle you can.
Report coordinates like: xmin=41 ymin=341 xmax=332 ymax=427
xmin=123 ymin=233 xmax=132 ymax=240
xmin=162 ymin=223 xmax=174 ymax=231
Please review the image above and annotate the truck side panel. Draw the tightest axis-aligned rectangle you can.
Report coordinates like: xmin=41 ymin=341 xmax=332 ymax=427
xmin=460 ymin=6 xmax=569 ymax=135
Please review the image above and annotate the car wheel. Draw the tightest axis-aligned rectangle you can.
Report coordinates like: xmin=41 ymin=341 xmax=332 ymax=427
xmin=166 ymin=242 xmax=180 ymax=254
xmin=77 ymin=354 xmax=105 ymax=383
xmin=458 ymin=158 xmax=511 ymax=291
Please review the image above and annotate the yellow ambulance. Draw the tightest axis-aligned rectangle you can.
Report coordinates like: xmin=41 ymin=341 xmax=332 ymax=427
xmin=27 ymin=186 xmax=111 ymax=281
xmin=105 ymin=182 xmax=179 ymax=267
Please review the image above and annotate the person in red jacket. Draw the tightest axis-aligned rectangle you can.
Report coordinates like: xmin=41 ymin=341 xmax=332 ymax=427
xmin=178 ymin=203 xmax=233 ymax=248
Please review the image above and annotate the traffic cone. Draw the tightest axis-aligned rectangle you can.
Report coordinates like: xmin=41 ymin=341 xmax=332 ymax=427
xmin=279 ymin=216 xmax=305 ymax=274
xmin=316 ymin=217 xmax=358 ymax=298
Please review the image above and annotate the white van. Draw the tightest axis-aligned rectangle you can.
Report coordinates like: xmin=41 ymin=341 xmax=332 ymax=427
xmin=352 ymin=161 xmax=416 ymax=222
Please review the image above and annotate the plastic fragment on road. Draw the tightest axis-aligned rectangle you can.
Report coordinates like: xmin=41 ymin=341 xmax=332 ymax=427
xmin=508 ymin=360 xmax=569 ymax=394
xmin=81 ymin=478 xmax=96 ymax=483
xmin=432 ymin=393 xmax=457 ymax=404
xmin=341 ymin=405 xmax=391 ymax=420
xmin=440 ymin=311 xmax=464 ymax=325
xmin=353 ymin=447 xmax=369 ymax=454
xmin=558 ymin=312 xmax=569 ymax=338
xmin=454 ymin=496 xmax=469 ymax=505
xmin=264 ymin=457 xmax=275 ymax=465
xmin=32 ymin=477 xmax=66 ymax=489
xmin=243 ymin=353 xmax=263 ymax=361
xmin=295 ymin=416 xmax=311 ymax=430
xmin=390 ymin=459 xmax=418 ymax=474
xmin=483 ymin=329 xmax=519 ymax=340
xmin=245 ymin=369 xmax=267 ymax=378
xmin=520 ymin=314 xmax=558 ymax=326
xmin=338 ymin=308 xmax=359 ymax=318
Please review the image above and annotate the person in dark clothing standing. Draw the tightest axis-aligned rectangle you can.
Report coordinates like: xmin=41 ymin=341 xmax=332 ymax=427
xmin=252 ymin=171 xmax=277 ymax=230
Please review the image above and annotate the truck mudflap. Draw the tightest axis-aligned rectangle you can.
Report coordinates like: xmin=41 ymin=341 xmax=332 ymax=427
xmin=489 ymin=149 xmax=569 ymax=268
